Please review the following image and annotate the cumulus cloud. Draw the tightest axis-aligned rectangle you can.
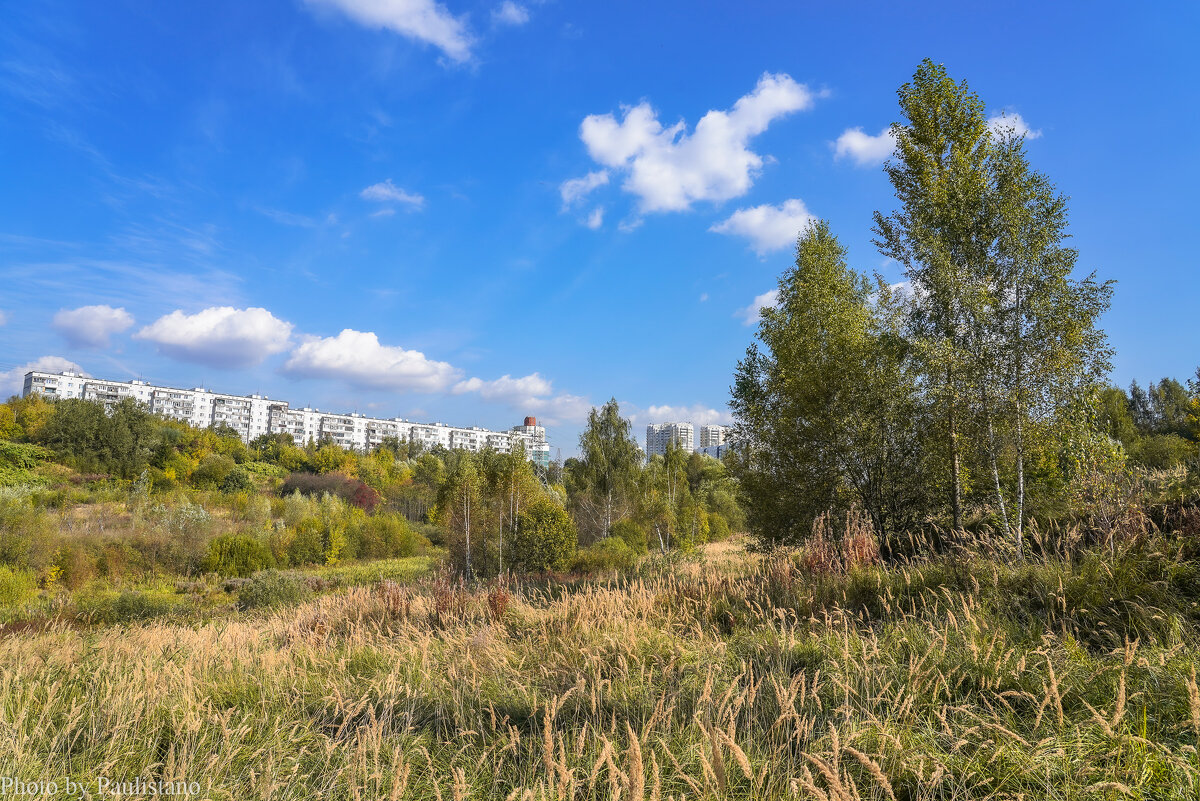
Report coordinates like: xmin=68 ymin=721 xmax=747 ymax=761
xmin=559 ymin=170 xmax=609 ymax=207
xmin=491 ymin=1 xmax=528 ymax=25
xmin=735 ymin=289 xmax=779 ymax=326
xmin=283 ymin=329 xmax=461 ymax=392
xmin=834 ymin=126 xmax=896 ymax=167
xmin=710 ymin=198 xmax=816 ymax=255
xmin=627 ymin=403 xmax=732 ymax=427
xmin=1 ymin=355 xmax=87 ymax=396
xmin=360 ymin=179 xmax=425 ymax=208
xmin=453 ymin=372 xmax=591 ymax=425
xmin=576 ymin=73 xmax=816 ymax=213
xmin=987 ymin=111 xmax=1041 ymax=140
xmin=51 ymin=305 xmax=134 ymax=348
xmin=135 ymin=307 xmax=294 ymax=368
xmin=584 ymin=208 xmax=604 ymax=229
xmin=305 ymin=0 xmax=473 ymax=62
xmin=453 ymin=372 xmax=553 ymax=402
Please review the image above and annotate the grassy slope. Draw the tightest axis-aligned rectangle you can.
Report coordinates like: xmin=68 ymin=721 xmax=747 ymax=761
xmin=3 ymin=538 xmax=1200 ymax=800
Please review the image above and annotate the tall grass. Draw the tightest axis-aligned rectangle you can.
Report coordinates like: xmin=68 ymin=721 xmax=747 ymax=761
xmin=2 ymin=534 xmax=1199 ymax=799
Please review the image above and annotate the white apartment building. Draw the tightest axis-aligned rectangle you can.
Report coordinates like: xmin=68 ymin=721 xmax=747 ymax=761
xmin=645 ymin=422 xmax=694 ymax=458
xmin=509 ymin=416 xmax=551 ymax=470
xmin=699 ymin=424 xmax=728 ymax=449
xmin=22 ymin=370 xmax=550 ymax=464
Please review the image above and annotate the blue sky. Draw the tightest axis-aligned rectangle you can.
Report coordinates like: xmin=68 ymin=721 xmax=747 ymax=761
xmin=1 ymin=1 xmax=1197 ymax=456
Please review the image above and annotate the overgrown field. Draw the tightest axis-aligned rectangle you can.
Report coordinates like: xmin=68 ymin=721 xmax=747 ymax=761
xmin=4 ymin=534 xmax=1200 ymax=800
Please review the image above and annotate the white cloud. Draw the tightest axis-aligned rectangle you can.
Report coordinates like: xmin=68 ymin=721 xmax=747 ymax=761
xmin=453 ymin=372 xmax=591 ymax=425
xmin=360 ymin=179 xmax=425 ymax=208
xmin=453 ymin=372 xmax=553 ymax=402
xmin=699 ymin=293 xmax=708 ymax=302
xmin=735 ymin=289 xmax=779 ymax=326
xmin=627 ymin=403 xmax=732 ymax=427
xmin=135 ymin=307 xmax=294 ymax=368
xmin=834 ymin=126 xmax=896 ymax=167
xmin=710 ymin=198 xmax=816 ymax=255
xmin=559 ymin=170 xmax=609 ymax=207
xmin=577 ymin=73 xmax=816 ymax=213
xmin=1 ymin=356 xmax=87 ymax=397
xmin=52 ymin=304 xmax=134 ymax=348
xmin=283 ymin=329 xmax=461 ymax=392
xmin=585 ymin=208 xmax=604 ymax=229
xmin=305 ymin=0 xmax=473 ymax=62
xmin=987 ymin=111 xmax=1041 ymax=140
xmin=491 ymin=1 xmax=528 ymax=25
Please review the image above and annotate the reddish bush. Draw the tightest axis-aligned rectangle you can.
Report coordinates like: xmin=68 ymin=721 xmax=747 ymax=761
xmin=280 ymin=472 xmax=380 ymax=512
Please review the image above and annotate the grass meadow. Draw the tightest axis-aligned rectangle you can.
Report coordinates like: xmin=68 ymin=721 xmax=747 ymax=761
xmin=3 ymin=532 xmax=1200 ymax=800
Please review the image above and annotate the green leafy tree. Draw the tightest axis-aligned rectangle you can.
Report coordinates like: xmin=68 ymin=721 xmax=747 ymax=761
xmin=730 ymin=221 xmax=928 ymax=546
xmin=511 ymin=498 xmax=577 ymax=573
xmin=574 ymin=399 xmax=641 ymax=543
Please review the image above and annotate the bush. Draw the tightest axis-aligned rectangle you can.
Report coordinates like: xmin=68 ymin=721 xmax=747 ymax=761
xmin=279 ymin=473 xmax=381 ymax=512
xmin=236 ymin=570 xmax=312 ymax=610
xmin=0 ymin=565 xmax=36 ymax=607
xmin=610 ymin=519 xmax=648 ymax=554
xmin=511 ymin=499 xmax=577 ymax=573
xmin=219 ymin=466 xmax=254 ymax=493
xmin=708 ymin=513 xmax=731 ymax=541
xmin=570 ymin=537 xmax=636 ymax=574
xmin=354 ymin=515 xmax=428 ymax=560
xmin=202 ymin=534 xmax=275 ymax=577
xmin=192 ymin=454 xmax=235 ymax=489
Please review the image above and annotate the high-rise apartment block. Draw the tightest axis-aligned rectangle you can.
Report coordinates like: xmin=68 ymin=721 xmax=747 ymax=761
xmin=699 ymin=424 xmax=728 ymax=448
xmin=22 ymin=370 xmax=551 ymax=468
xmin=645 ymin=422 xmax=694 ymax=457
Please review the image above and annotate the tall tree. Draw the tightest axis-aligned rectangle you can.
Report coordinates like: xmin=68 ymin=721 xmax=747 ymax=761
xmin=729 ymin=221 xmax=928 ymax=547
xmin=575 ymin=399 xmax=641 ymax=542
xmin=985 ymin=131 xmax=1113 ymax=550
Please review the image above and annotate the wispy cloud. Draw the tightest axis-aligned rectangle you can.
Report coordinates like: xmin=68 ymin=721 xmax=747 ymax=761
xmin=304 ymin=0 xmax=474 ymax=63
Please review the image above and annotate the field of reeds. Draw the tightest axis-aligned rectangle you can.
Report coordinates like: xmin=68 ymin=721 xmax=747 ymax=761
xmin=3 ymin=524 xmax=1200 ymax=800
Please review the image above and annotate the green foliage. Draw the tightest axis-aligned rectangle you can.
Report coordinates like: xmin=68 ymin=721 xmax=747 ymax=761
xmin=609 ymin=518 xmax=648 ymax=554
xmin=353 ymin=516 xmax=427 ymax=560
xmin=192 ymin=454 xmax=235 ymax=489
xmin=219 ymin=465 xmax=255 ymax=493
xmin=202 ymin=534 xmax=275 ymax=577
xmin=0 ymin=565 xmax=37 ymax=606
xmin=33 ymin=397 xmax=158 ymax=479
xmin=571 ymin=399 xmax=642 ymax=542
xmin=731 ymin=222 xmax=928 ymax=547
xmin=236 ymin=570 xmax=312 ymax=610
xmin=569 ymin=536 xmax=635 ymax=573
xmin=510 ymin=498 xmax=576 ymax=573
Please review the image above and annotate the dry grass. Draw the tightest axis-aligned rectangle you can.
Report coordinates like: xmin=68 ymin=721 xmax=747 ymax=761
xmin=2 ymin=536 xmax=1199 ymax=799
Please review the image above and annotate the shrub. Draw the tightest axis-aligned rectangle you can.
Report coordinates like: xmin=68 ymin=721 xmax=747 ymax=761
xmin=610 ymin=519 xmax=649 ymax=554
xmin=191 ymin=454 xmax=236 ymax=489
xmin=236 ymin=570 xmax=312 ymax=611
xmin=0 ymin=565 xmax=36 ymax=607
xmin=708 ymin=513 xmax=731 ymax=542
xmin=354 ymin=515 xmax=428 ymax=560
xmin=570 ymin=537 xmax=636 ymax=574
xmin=219 ymin=466 xmax=254 ymax=494
xmin=202 ymin=534 xmax=275 ymax=577
xmin=279 ymin=473 xmax=380 ymax=511
xmin=511 ymin=499 xmax=577 ymax=573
